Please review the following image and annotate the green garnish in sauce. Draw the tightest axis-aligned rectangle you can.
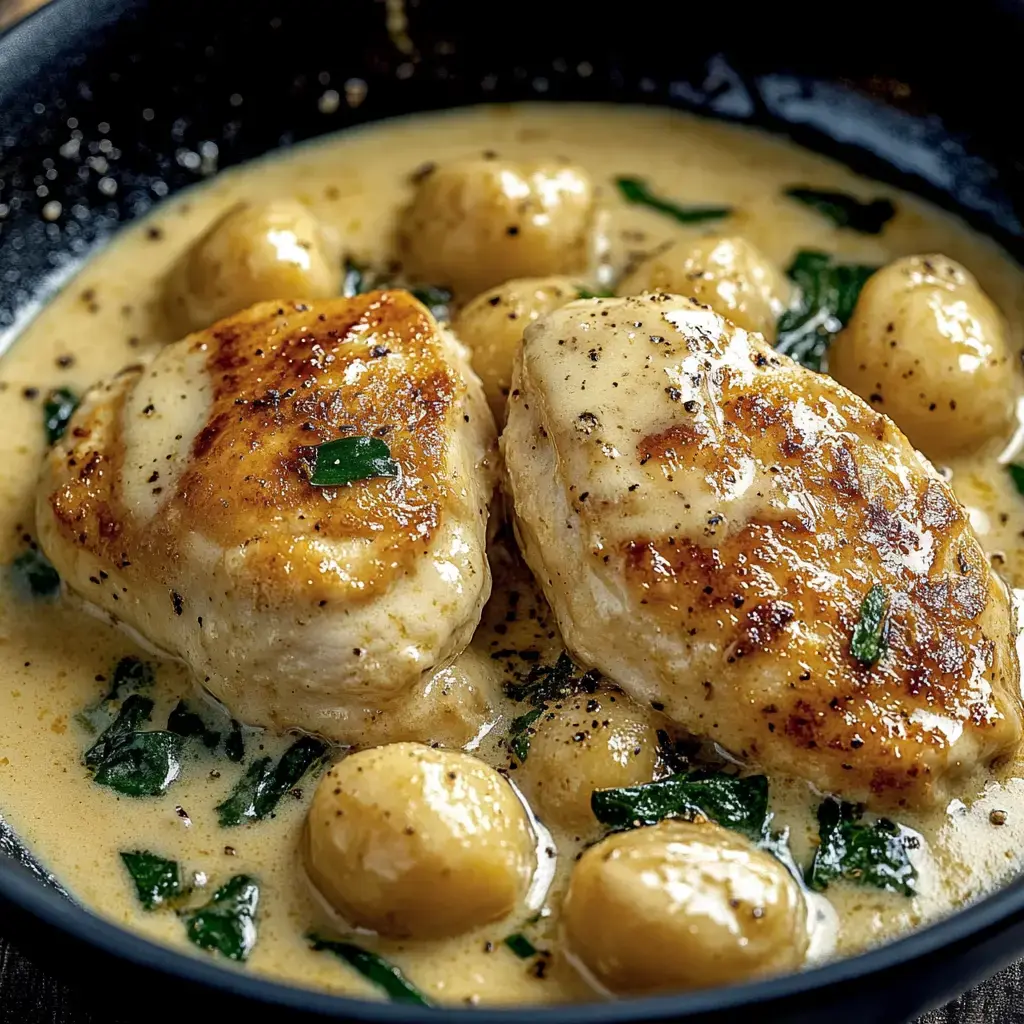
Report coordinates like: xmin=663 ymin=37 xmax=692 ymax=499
xmin=9 ymin=547 xmax=61 ymax=599
xmin=614 ymin=177 xmax=732 ymax=225
xmin=409 ymin=284 xmax=453 ymax=321
xmin=43 ymin=387 xmax=79 ymax=444
xmin=808 ymin=798 xmax=917 ymax=896
xmin=183 ymin=875 xmax=260 ymax=961
xmin=775 ymin=250 xmax=877 ymax=370
xmin=784 ymin=187 xmax=895 ymax=235
xmin=504 ymin=933 xmax=538 ymax=959
xmin=310 ymin=936 xmax=431 ymax=1005
xmin=850 ymin=584 xmax=889 ymax=667
xmin=1006 ymin=463 xmax=1024 ymax=496
xmin=306 ymin=436 xmax=400 ymax=488
xmin=120 ymin=850 xmax=183 ymax=910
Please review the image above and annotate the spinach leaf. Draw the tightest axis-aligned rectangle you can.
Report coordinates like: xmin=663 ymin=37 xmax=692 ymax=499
xmin=224 ymin=720 xmax=245 ymax=763
xmin=183 ymin=875 xmax=260 ymax=961
xmin=775 ymin=250 xmax=877 ymax=371
xmin=615 ymin=177 xmax=732 ymax=225
xmin=591 ymin=771 xmax=769 ymax=839
xmin=1007 ymin=463 xmax=1024 ymax=497
xmin=409 ymin=285 xmax=453 ymax=322
xmin=507 ymin=708 xmax=544 ymax=765
xmin=850 ymin=584 xmax=889 ymax=667
xmin=78 ymin=656 xmax=156 ymax=734
xmin=342 ymin=258 xmax=368 ymax=297
xmin=120 ymin=850 xmax=183 ymax=910
xmin=306 ymin=436 xmax=399 ymax=488
xmin=10 ymin=547 xmax=60 ymax=599
xmin=504 ymin=652 xmax=596 ymax=707
xmin=92 ymin=731 xmax=186 ymax=797
xmin=216 ymin=735 xmax=328 ymax=826
xmin=167 ymin=700 xmax=220 ymax=749
xmin=807 ymin=798 xmax=917 ymax=897
xmin=504 ymin=933 xmax=538 ymax=959
xmin=784 ymin=187 xmax=895 ymax=235
xmin=43 ymin=387 xmax=79 ymax=444
xmin=310 ymin=936 xmax=430 ymax=1006
xmin=84 ymin=694 xmax=155 ymax=767
xmin=576 ymin=287 xmax=615 ymax=299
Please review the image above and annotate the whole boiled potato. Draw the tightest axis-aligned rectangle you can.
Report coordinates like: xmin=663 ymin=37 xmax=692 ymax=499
xmin=829 ymin=254 xmax=1019 ymax=460
xmin=399 ymin=159 xmax=597 ymax=298
xmin=165 ymin=199 xmax=340 ymax=334
xmin=562 ymin=820 xmax=808 ymax=994
xmin=618 ymin=236 xmax=788 ymax=340
xmin=454 ymin=276 xmax=581 ymax=424
xmin=514 ymin=687 xmax=657 ymax=834
xmin=305 ymin=742 xmax=535 ymax=938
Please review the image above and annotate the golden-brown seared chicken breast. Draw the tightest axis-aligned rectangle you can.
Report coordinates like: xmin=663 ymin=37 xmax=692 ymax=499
xmin=37 ymin=292 xmax=498 ymax=740
xmin=503 ymin=293 xmax=1022 ymax=809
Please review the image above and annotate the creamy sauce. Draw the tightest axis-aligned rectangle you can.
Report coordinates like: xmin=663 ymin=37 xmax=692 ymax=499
xmin=2 ymin=103 xmax=1024 ymax=1004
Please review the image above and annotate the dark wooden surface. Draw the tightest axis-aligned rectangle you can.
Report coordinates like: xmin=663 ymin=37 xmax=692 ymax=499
xmin=0 ymin=928 xmax=1022 ymax=1024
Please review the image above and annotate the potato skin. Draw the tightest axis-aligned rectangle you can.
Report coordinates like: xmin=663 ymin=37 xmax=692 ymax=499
xmin=829 ymin=254 xmax=1019 ymax=459
xmin=305 ymin=742 xmax=535 ymax=938
xmin=514 ymin=687 xmax=657 ymax=834
xmin=562 ymin=820 xmax=808 ymax=994
xmin=454 ymin=276 xmax=581 ymax=424
xmin=618 ymin=236 xmax=788 ymax=339
xmin=165 ymin=199 xmax=339 ymax=334
xmin=399 ymin=160 xmax=596 ymax=298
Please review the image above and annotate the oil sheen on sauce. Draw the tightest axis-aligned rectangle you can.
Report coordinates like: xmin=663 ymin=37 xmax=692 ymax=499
xmin=2 ymin=104 xmax=1024 ymax=1006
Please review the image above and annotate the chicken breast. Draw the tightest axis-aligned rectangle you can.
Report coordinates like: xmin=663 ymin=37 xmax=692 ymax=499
xmin=37 ymin=292 xmax=498 ymax=740
xmin=503 ymin=293 xmax=1022 ymax=809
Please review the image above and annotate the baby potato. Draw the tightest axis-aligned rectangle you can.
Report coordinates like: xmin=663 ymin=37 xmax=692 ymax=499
xmin=829 ymin=254 xmax=1019 ymax=460
xmin=562 ymin=820 xmax=808 ymax=994
xmin=399 ymin=159 xmax=597 ymax=297
xmin=454 ymin=276 xmax=581 ymax=424
xmin=515 ymin=687 xmax=657 ymax=834
xmin=165 ymin=199 xmax=340 ymax=334
xmin=305 ymin=742 xmax=535 ymax=939
xmin=618 ymin=236 xmax=788 ymax=340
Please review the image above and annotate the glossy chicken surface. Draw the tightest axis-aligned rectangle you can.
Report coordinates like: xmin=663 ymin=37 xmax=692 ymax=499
xmin=36 ymin=293 xmax=498 ymax=739
xmin=504 ymin=293 xmax=1023 ymax=809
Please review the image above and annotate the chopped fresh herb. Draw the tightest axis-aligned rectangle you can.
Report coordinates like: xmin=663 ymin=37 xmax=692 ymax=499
xmin=120 ymin=850 xmax=182 ymax=910
xmin=615 ymin=177 xmax=732 ymax=225
xmin=167 ymin=700 xmax=220 ymax=749
xmin=504 ymin=652 xmax=596 ymax=707
xmin=78 ymin=656 xmax=156 ymax=734
xmin=784 ymin=187 xmax=895 ymax=235
xmin=84 ymin=694 xmax=155 ymax=768
xmin=409 ymin=284 xmax=453 ymax=321
xmin=591 ymin=771 xmax=769 ymax=838
xmin=92 ymin=731 xmax=186 ymax=797
xmin=576 ymin=287 xmax=614 ymax=299
xmin=807 ymin=798 xmax=917 ymax=896
xmin=183 ymin=874 xmax=260 ymax=961
xmin=306 ymin=436 xmax=400 ymax=488
xmin=342 ymin=258 xmax=368 ymax=297
xmin=225 ymin=720 xmax=245 ymax=763
xmin=850 ymin=584 xmax=889 ymax=666
xmin=310 ymin=936 xmax=430 ymax=1006
xmin=84 ymin=694 xmax=185 ymax=797
xmin=774 ymin=250 xmax=877 ymax=370
xmin=10 ymin=548 xmax=60 ymax=599
xmin=43 ymin=387 xmax=79 ymax=444
xmin=503 ymin=933 xmax=537 ymax=959
xmin=1007 ymin=463 xmax=1024 ymax=497
xmin=508 ymin=708 xmax=544 ymax=764
xmin=216 ymin=735 xmax=328 ymax=827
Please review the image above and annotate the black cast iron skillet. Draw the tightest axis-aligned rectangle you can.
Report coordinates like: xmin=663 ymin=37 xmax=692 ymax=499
xmin=2 ymin=0 xmax=1024 ymax=1020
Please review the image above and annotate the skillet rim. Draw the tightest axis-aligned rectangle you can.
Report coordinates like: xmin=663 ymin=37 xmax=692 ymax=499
xmin=1 ymin=0 xmax=1023 ymax=1018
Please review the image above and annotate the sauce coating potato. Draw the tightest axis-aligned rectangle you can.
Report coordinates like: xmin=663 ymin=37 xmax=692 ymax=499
xmin=399 ymin=159 xmax=597 ymax=298
xmin=164 ymin=199 xmax=340 ymax=334
xmin=618 ymin=236 xmax=787 ymax=340
xmin=562 ymin=821 xmax=808 ymax=994
xmin=305 ymin=742 xmax=535 ymax=938
xmin=829 ymin=254 xmax=1019 ymax=459
xmin=454 ymin=276 xmax=581 ymax=424
xmin=514 ymin=688 xmax=657 ymax=834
